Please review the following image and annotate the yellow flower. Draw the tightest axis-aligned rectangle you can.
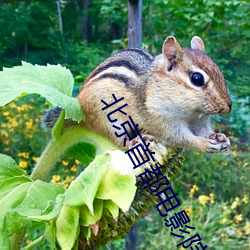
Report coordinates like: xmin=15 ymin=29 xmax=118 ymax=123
xmin=232 ymin=150 xmax=237 ymax=156
xmin=221 ymin=162 xmax=228 ymax=167
xmin=17 ymin=105 xmax=31 ymax=112
xmin=75 ymin=159 xmax=81 ymax=165
xmin=243 ymin=195 xmax=248 ymax=204
xmin=11 ymin=119 xmax=18 ymax=127
xmin=17 ymin=106 xmax=24 ymax=112
xmin=3 ymin=111 xmax=9 ymax=116
xmin=62 ymin=160 xmax=69 ymax=166
xmin=234 ymin=214 xmax=243 ymax=224
xmin=18 ymin=152 xmax=30 ymax=159
xmin=198 ymin=195 xmax=210 ymax=206
xmin=4 ymin=147 xmax=10 ymax=152
xmin=70 ymin=165 xmax=77 ymax=172
xmin=0 ymin=130 xmax=8 ymax=138
xmin=9 ymin=102 xmax=16 ymax=108
xmin=66 ymin=176 xmax=75 ymax=182
xmin=220 ymin=217 xmax=228 ymax=224
xmin=63 ymin=182 xmax=69 ymax=189
xmin=231 ymin=197 xmax=240 ymax=209
xmin=235 ymin=157 xmax=242 ymax=163
xmin=19 ymin=161 xmax=28 ymax=169
xmin=184 ymin=207 xmax=192 ymax=217
xmin=209 ymin=193 xmax=215 ymax=204
xmin=3 ymin=138 xmax=9 ymax=145
xmin=236 ymin=229 xmax=243 ymax=237
xmin=221 ymin=232 xmax=227 ymax=238
xmin=32 ymin=157 xmax=39 ymax=163
xmin=244 ymin=221 xmax=250 ymax=234
xmin=26 ymin=121 xmax=33 ymax=129
xmin=51 ymin=175 xmax=61 ymax=183
xmin=231 ymin=201 xmax=238 ymax=209
xmin=189 ymin=184 xmax=199 ymax=198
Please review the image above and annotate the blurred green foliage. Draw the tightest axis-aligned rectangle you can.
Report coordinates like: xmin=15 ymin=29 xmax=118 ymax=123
xmin=0 ymin=0 xmax=249 ymax=98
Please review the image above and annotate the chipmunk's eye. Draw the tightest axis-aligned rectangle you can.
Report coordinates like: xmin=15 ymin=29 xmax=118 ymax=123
xmin=190 ymin=72 xmax=204 ymax=87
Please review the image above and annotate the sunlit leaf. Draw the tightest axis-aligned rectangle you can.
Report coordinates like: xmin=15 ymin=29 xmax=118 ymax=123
xmin=0 ymin=154 xmax=65 ymax=248
xmin=64 ymin=153 xmax=110 ymax=213
xmin=0 ymin=154 xmax=30 ymax=181
xmin=0 ymin=62 xmax=85 ymax=121
xmin=56 ymin=205 xmax=80 ymax=250
xmin=96 ymin=164 xmax=136 ymax=212
xmin=80 ymin=199 xmax=103 ymax=227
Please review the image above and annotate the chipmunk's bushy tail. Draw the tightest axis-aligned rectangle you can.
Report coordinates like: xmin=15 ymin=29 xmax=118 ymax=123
xmin=41 ymin=106 xmax=62 ymax=130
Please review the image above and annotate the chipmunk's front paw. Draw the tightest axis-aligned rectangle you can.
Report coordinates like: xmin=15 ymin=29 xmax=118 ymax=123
xmin=206 ymin=133 xmax=230 ymax=152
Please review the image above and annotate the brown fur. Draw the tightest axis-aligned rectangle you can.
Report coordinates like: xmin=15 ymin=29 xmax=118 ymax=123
xmin=77 ymin=36 xmax=231 ymax=152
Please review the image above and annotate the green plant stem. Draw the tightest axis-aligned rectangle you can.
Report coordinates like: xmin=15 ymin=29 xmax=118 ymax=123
xmin=30 ymin=126 xmax=118 ymax=181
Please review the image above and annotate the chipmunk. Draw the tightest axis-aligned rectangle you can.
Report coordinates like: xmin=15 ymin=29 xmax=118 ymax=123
xmin=44 ymin=36 xmax=232 ymax=153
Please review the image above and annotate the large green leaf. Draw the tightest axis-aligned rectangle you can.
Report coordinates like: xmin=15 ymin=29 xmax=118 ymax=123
xmin=56 ymin=205 xmax=80 ymax=250
xmin=0 ymin=182 xmax=32 ymax=249
xmin=0 ymin=176 xmax=31 ymax=201
xmin=0 ymin=182 xmax=33 ymax=216
xmin=20 ymin=181 xmax=64 ymax=213
xmin=79 ymin=199 xmax=103 ymax=227
xmin=26 ymin=196 xmax=64 ymax=222
xmin=96 ymin=164 xmax=136 ymax=212
xmin=63 ymin=153 xmax=110 ymax=213
xmin=0 ymin=154 xmax=65 ymax=248
xmin=64 ymin=150 xmax=136 ymax=213
xmin=0 ymin=154 xmax=30 ymax=181
xmin=0 ymin=181 xmax=64 ymax=241
xmin=0 ymin=62 xmax=84 ymax=122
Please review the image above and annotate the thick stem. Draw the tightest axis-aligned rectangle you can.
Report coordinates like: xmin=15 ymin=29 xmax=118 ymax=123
xmin=30 ymin=126 xmax=118 ymax=181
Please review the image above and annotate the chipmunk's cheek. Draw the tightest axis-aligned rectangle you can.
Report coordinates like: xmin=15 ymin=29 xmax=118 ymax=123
xmin=202 ymin=101 xmax=214 ymax=114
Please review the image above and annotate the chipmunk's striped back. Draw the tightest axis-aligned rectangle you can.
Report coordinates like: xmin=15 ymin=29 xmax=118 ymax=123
xmin=83 ymin=48 xmax=155 ymax=88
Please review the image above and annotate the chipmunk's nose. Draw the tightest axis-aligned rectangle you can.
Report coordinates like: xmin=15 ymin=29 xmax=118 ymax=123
xmin=219 ymin=101 xmax=232 ymax=114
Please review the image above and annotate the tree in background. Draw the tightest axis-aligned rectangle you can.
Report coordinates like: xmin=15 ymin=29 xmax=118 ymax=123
xmin=128 ymin=0 xmax=142 ymax=48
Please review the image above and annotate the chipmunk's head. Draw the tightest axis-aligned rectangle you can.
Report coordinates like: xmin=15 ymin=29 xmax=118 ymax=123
xmin=150 ymin=36 xmax=232 ymax=117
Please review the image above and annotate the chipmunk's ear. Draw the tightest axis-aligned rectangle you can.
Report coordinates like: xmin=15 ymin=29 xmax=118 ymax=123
xmin=191 ymin=36 xmax=205 ymax=52
xmin=162 ymin=36 xmax=184 ymax=63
